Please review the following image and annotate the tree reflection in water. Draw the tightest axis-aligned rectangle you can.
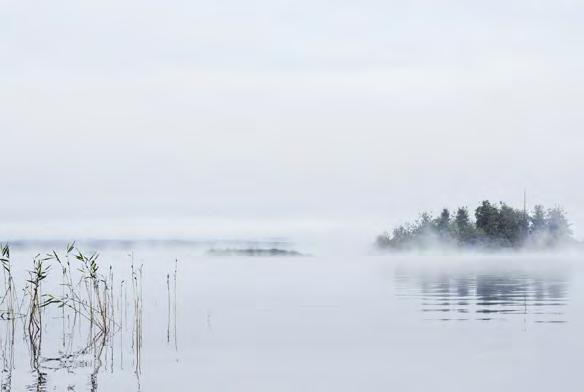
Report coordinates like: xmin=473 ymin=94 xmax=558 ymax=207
xmin=395 ymin=267 xmax=568 ymax=323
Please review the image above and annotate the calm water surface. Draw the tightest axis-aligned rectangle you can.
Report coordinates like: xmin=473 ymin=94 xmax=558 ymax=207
xmin=2 ymin=247 xmax=582 ymax=391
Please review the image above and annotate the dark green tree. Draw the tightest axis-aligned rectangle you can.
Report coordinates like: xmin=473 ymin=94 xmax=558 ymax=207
xmin=546 ymin=207 xmax=572 ymax=244
xmin=389 ymin=225 xmax=415 ymax=249
xmin=435 ymin=208 xmax=451 ymax=237
xmin=498 ymin=203 xmax=527 ymax=247
xmin=530 ymin=205 xmax=547 ymax=234
xmin=413 ymin=212 xmax=435 ymax=236
xmin=454 ymin=207 xmax=474 ymax=244
xmin=475 ymin=200 xmax=501 ymax=242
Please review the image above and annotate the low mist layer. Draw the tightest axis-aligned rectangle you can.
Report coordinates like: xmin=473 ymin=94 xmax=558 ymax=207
xmin=376 ymin=200 xmax=577 ymax=251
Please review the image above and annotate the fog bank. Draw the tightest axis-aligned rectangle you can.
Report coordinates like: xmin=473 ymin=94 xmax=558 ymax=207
xmin=2 ymin=1 xmax=584 ymax=240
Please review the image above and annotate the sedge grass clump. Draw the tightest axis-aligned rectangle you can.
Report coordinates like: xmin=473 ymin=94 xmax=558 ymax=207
xmin=0 ymin=243 xmax=157 ymax=380
xmin=25 ymin=254 xmax=55 ymax=379
xmin=0 ymin=244 xmax=17 ymax=384
xmin=0 ymin=244 xmax=17 ymax=321
xmin=26 ymin=255 xmax=52 ymax=339
xmin=46 ymin=246 xmax=118 ymax=343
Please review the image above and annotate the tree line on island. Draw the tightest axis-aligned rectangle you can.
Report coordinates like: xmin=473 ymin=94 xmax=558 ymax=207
xmin=376 ymin=201 xmax=574 ymax=251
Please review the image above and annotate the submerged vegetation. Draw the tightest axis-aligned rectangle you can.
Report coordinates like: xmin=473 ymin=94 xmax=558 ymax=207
xmin=376 ymin=201 xmax=575 ymax=251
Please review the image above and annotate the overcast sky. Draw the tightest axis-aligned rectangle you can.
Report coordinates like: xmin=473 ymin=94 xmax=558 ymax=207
xmin=1 ymin=1 xmax=584 ymax=240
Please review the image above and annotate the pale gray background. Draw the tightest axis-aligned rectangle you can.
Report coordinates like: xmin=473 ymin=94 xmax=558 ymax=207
xmin=1 ymin=1 xmax=583 ymax=242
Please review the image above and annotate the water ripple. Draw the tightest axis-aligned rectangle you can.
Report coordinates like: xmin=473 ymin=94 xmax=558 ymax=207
xmin=395 ymin=268 xmax=568 ymax=324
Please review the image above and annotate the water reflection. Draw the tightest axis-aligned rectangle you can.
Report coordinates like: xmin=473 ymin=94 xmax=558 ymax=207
xmin=395 ymin=268 xmax=568 ymax=324
xmin=0 ymin=250 xmax=161 ymax=392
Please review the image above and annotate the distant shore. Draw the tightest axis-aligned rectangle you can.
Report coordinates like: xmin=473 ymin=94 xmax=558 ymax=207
xmin=207 ymin=248 xmax=304 ymax=257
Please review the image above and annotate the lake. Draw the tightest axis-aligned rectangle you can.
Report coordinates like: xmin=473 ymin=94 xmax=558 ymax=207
xmin=2 ymin=244 xmax=582 ymax=391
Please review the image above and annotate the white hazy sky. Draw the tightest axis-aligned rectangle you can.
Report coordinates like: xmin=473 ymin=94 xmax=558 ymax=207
xmin=1 ymin=1 xmax=584 ymax=240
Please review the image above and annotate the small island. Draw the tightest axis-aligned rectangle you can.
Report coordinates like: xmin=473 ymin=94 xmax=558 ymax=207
xmin=207 ymin=248 xmax=304 ymax=257
xmin=376 ymin=200 xmax=575 ymax=251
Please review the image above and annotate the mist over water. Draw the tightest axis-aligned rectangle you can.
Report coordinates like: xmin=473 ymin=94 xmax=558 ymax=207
xmin=2 ymin=246 xmax=582 ymax=391
xmin=0 ymin=172 xmax=582 ymax=391
xmin=3 ymin=0 xmax=584 ymax=390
